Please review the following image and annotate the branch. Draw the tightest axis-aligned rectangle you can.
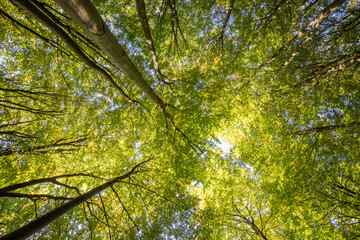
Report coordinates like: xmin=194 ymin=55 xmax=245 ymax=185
xmin=0 ymin=136 xmax=87 ymax=157
xmin=0 ymin=160 xmax=148 ymax=240
xmin=258 ymin=0 xmax=288 ymax=33
xmin=111 ymin=186 xmax=140 ymax=231
xmin=167 ymin=0 xmax=187 ymax=51
xmin=294 ymin=54 xmax=360 ymax=88
xmin=216 ymin=0 xmax=236 ymax=48
xmin=82 ymin=203 xmax=94 ymax=240
xmin=0 ymin=173 xmax=103 ymax=192
xmin=0 ymin=7 xmax=69 ymax=54
xmin=98 ymin=193 xmax=112 ymax=239
xmin=53 ymin=0 xmax=167 ymax=109
xmin=11 ymin=0 xmax=137 ymax=105
xmin=120 ymin=181 xmax=184 ymax=209
xmin=0 ymin=120 xmax=39 ymax=129
xmin=294 ymin=121 xmax=360 ymax=135
xmin=0 ymin=192 xmax=73 ymax=200
xmin=256 ymin=0 xmax=346 ymax=70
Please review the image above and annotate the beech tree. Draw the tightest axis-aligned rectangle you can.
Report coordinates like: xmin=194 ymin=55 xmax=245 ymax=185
xmin=1 ymin=0 xmax=359 ymax=239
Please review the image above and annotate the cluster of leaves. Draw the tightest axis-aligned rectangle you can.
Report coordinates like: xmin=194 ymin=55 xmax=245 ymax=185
xmin=0 ymin=0 xmax=359 ymax=239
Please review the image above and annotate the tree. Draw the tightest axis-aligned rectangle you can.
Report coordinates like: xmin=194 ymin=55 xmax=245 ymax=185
xmin=1 ymin=0 xmax=359 ymax=239
xmin=0 ymin=160 xmax=147 ymax=240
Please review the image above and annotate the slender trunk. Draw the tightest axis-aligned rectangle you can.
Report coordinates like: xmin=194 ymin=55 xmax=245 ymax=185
xmin=53 ymin=0 xmax=166 ymax=109
xmin=135 ymin=0 xmax=164 ymax=82
xmin=0 ymin=161 xmax=147 ymax=240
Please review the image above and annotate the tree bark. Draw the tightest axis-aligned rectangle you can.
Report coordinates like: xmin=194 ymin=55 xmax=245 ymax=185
xmin=0 ymin=161 xmax=147 ymax=240
xmin=53 ymin=0 xmax=166 ymax=109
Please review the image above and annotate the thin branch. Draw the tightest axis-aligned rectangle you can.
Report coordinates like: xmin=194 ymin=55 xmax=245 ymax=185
xmin=294 ymin=121 xmax=360 ymax=135
xmin=0 ymin=7 xmax=69 ymax=53
xmin=82 ymin=203 xmax=94 ymax=240
xmin=110 ymin=186 xmax=140 ymax=231
xmin=0 ymin=172 xmax=103 ymax=192
xmin=120 ymin=181 xmax=184 ymax=209
xmin=216 ymin=0 xmax=236 ymax=48
xmin=98 ymin=193 xmax=112 ymax=239
xmin=11 ymin=0 xmax=137 ymax=105
xmin=256 ymin=0 xmax=346 ymax=70
xmin=0 ymin=192 xmax=73 ymax=200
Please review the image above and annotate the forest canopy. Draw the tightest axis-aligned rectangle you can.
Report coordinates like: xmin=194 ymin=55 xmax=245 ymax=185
xmin=0 ymin=0 xmax=359 ymax=239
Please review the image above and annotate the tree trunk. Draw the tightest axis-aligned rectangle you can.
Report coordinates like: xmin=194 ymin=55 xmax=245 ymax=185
xmin=53 ymin=0 xmax=166 ymax=109
xmin=135 ymin=0 xmax=164 ymax=82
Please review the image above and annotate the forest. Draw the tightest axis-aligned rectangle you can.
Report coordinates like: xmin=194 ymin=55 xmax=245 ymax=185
xmin=0 ymin=0 xmax=359 ymax=239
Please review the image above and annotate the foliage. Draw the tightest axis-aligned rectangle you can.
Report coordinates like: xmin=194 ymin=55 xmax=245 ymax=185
xmin=0 ymin=0 xmax=359 ymax=239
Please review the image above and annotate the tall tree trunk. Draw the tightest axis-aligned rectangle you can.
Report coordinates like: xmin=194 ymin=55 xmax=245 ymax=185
xmin=53 ymin=0 xmax=167 ymax=109
xmin=0 ymin=161 xmax=147 ymax=240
